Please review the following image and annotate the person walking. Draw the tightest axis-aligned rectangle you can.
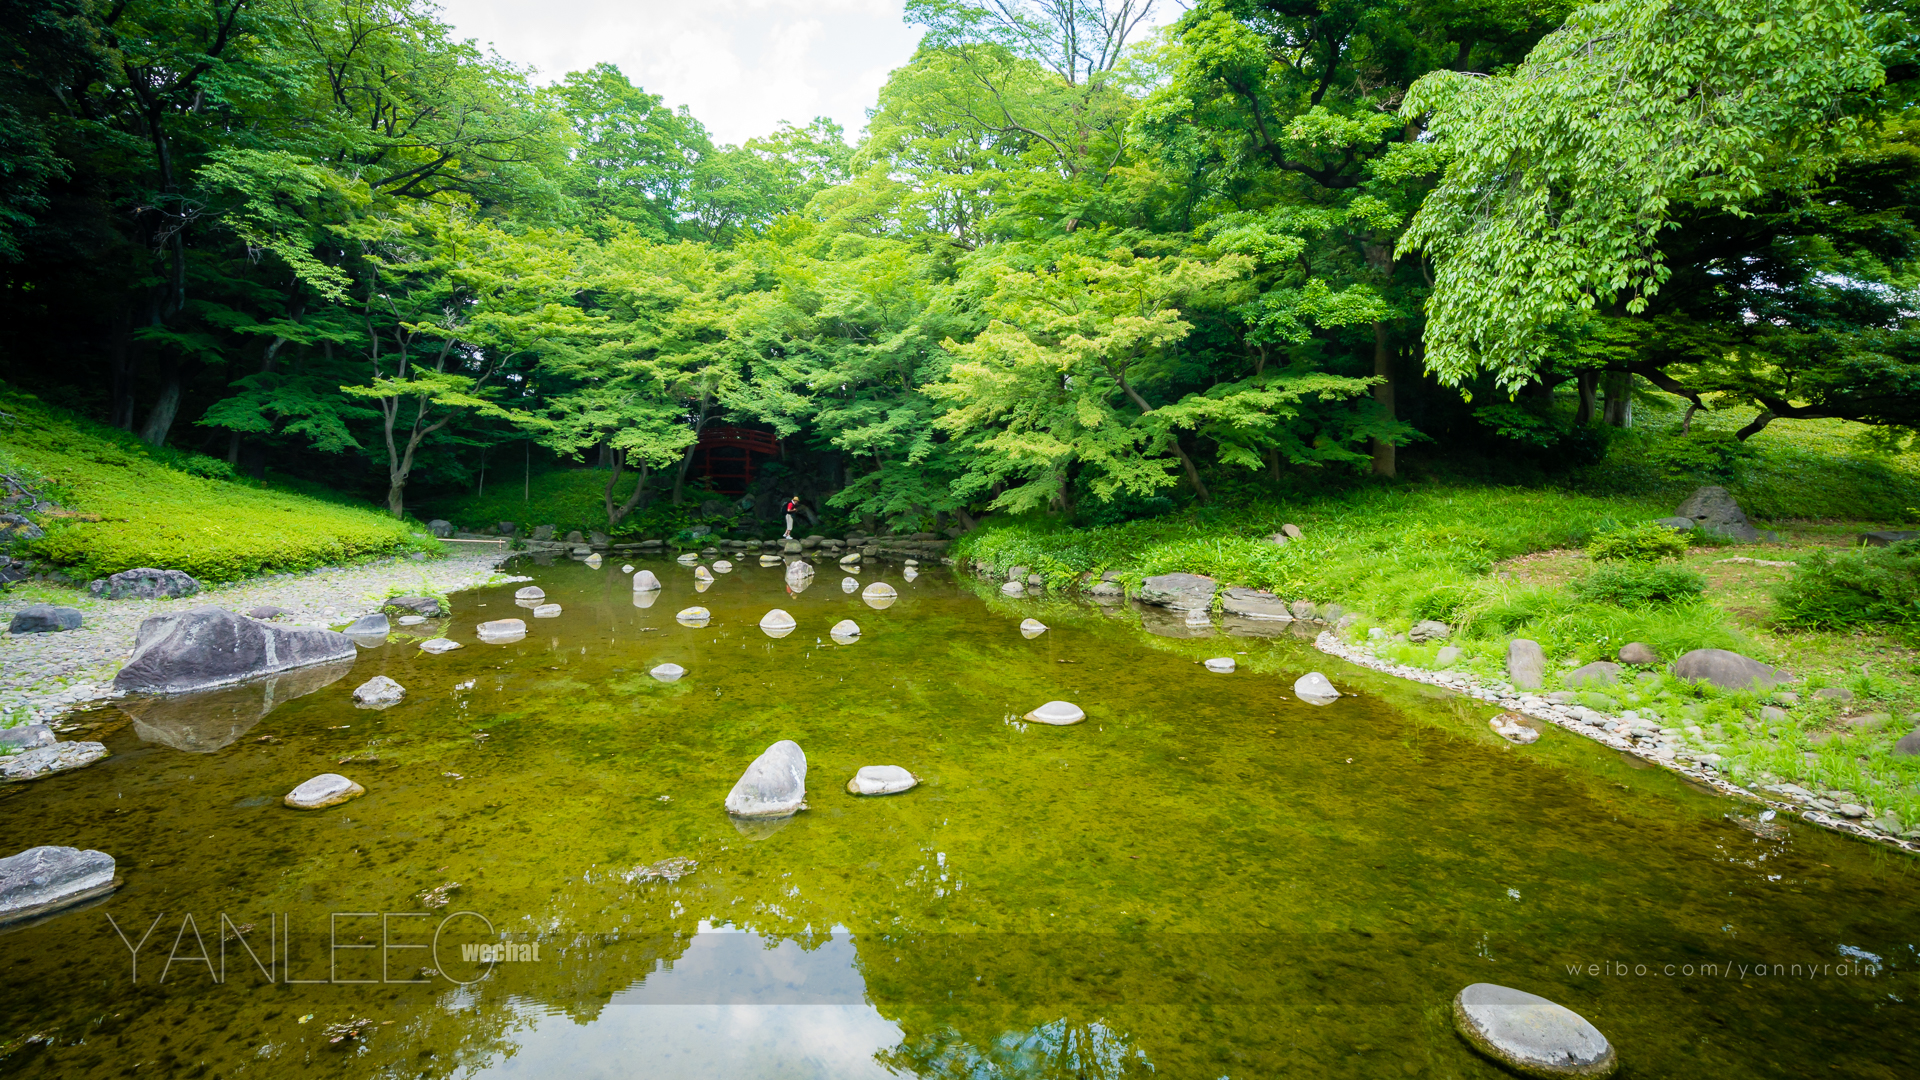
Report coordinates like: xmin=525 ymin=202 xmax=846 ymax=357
xmin=783 ymin=494 xmax=801 ymax=539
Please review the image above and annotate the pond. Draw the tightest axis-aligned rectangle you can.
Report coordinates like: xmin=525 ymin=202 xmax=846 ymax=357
xmin=1 ymin=554 xmax=1915 ymax=1079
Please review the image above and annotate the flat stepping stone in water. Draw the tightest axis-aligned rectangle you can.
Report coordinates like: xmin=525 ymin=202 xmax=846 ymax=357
xmin=352 ymin=676 xmax=405 ymax=709
xmin=622 ymin=564 xmax=635 ymax=573
xmin=760 ymin=609 xmax=797 ymax=638
xmin=839 ymin=553 xmax=862 ymax=566
xmin=515 ymin=586 xmax=545 ymax=601
xmin=1000 ymin=581 xmax=1025 ymax=596
xmin=284 ymin=773 xmax=365 ymax=810
xmin=0 ymin=742 xmax=109 ymax=782
xmin=1024 ymin=701 xmax=1085 ymax=725
xmin=1491 ymin=712 xmax=1542 ymax=745
xmin=477 ymin=618 xmax=527 ymax=639
xmin=842 ymin=577 xmax=859 ymax=593
xmin=1204 ymin=657 xmax=1235 ymax=673
xmin=420 ymin=638 xmax=463 ymax=654
xmin=343 ymin=612 xmax=390 ymax=636
xmin=830 ymin=619 xmax=861 ymax=643
xmin=584 ymin=553 xmax=602 ymax=568
xmin=0 ymin=846 xmax=119 ymax=925
xmin=532 ymin=604 xmax=562 ymax=618
xmin=650 ymin=663 xmax=685 ymax=682
xmin=694 ymin=564 xmax=714 ymax=580
xmin=725 ymin=740 xmax=808 ymax=818
xmin=1453 ymin=983 xmax=1618 ymax=1078
xmin=713 ymin=560 xmax=733 ymax=572
xmin=1294 ymin=672 xmax=1339 ymax=705
xmin=677 ymin=552 xmax=701 ymax=564
xmin=1020 ymin=618 xmax=1047 ymax=638
xmin=760 ymin=554 xmax=784 ymax=566
xmin=397 ymin=615 xmax=427 ymax=626
xmin=632 ymin=569 xmax=662 ymax=591
xmin=847 ymin=765 xmax=918 ymax=795
xmin=676 ymin=607 xmax=711 ymax=626
xmin=862 ymin=582 xmax=898 ymax=609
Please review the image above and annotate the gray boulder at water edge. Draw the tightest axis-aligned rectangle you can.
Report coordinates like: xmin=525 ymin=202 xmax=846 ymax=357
xmin=384 ymin=595 xmax=442 ymax=617
xmin=1138 ymin=573 xmax=1217 ymax=611
xmin=9 ymin=604 xmax=81 ymax=634
xmin=725 ymin=740 xmax=808 ymax=818
xmin=1220 ymin=587 xmax=1291 ymax=620
xmin=1506 ymin=639 xmax=1546 ymax=690
xmin=1294 ymin=672 xmax=1339 ymax=705
xmin=1453 ymin=983 xmax=1618 ymax=1078
xmin=342 ymin=611 xmax=389 ymax=637
xmin=1674 ymin=648 xmax=1790 ymax=690
xmin=0 ymin=742 xmax=109 ymax=781
xmin=0 ymin=846 xmax=119 ymax=925
xmin=88 ymin=567 xmax=202 ymax=600
xmin=847 ymin=765 xmax=918 ymax=795
xmin=113 ymin=607 xmax=356 ymax=694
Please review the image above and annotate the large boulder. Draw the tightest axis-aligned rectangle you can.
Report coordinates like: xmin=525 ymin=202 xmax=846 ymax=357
xmin=427 ymin=519 xmax=454 ymax=538
xmin=725 ymin=740 xmax=808 ymax=818
xmin=1506 ymin=639 xmax=1546 ymax=690
xmin=342 ymin=612 xmax=389 ymax=637
xmin=9 ymin=604 xmax=82 ymax=634
xmin=1453 ymin=983 xmax=1618 ymax=1078
xmin=1676 ymin=485 xmax=1776 ymax=542
xmin=1674 ymin=648 xmax=1790 ymax=690
xmin=89 ymin=567 xmax=202 ymax=601
xmin=113 ymin=607 xmax=355 ymax=695
xmin=120 ymin=657 xmax=353 ymax=752
xmin=0 ymin=846 xmax=118 ymax=925
xmin=1860 ymin=530 xmax=1920 ymax=547
xmin=1221 ymin=586 xmax=1292 ymax=620
xmin=1138 ymin=573 xmax=1217 ymax=611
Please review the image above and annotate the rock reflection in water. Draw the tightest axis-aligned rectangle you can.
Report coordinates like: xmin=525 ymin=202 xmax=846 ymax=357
xmin=119 ymin=656 xmax=355 ymax=752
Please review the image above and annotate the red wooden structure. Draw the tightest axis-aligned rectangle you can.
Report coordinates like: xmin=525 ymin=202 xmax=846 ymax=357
xmin=690 ymin=424 xmax=779 ymax=496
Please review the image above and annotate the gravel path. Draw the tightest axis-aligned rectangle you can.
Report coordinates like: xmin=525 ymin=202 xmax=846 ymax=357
xmin=0 ymin=544 xmax=512 ymax=726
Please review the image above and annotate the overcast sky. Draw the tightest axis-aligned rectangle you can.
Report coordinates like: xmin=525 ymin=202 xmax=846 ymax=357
xmin=435 ymin=0 xmax=926 ymax=146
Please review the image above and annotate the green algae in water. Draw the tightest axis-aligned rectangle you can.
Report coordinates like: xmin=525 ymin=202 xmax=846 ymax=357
xmin=1 ymin=555 xmax=1916 ymax=1078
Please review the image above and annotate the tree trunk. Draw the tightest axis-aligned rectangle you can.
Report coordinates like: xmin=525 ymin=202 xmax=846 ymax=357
xmin=1575 ymin=371 xmax=1597 ymax=425
xmin=606 ymin=451 xmax=651 ymax=529
xmin=138 ymin=360 xmax=182 ymax=447
xmin=1601 ymin=372 xmax=1634 ymax=428
xmin=671 ymin=442 xmax=697 ymax=505
xmin=1369 ymin=320 xmax=1395 ymax=477
xmin=386 ymin=474 xmax=406 ymax=518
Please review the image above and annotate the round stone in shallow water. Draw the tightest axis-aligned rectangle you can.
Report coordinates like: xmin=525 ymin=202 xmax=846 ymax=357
xmin=760 ymin=609 xmax=797 ymax=638
xmin=1024 ymin=701 xmax=1085 ymax=725
xmin=514 ymin=586 xmax=545 ymax=601
xmin=477 ymin=618 xmax=526 ymax=641
xmin=419 ymin=638 xmax=462 ymax=654
xmin=694 ymin=577 xmax=713 ymax=593
xmin=621 ymin=564 xmax=634 ymax=574
xmin=693 ymin=565 xmax=713 ymax=581
xmin=830 ymin=619 xmax=860 ymax=643
xmin=397 ymin=615 xmax=426 ymax=626
xmin=713 ymin=560 xmax=733 ymax=572
xmin=1204 ymin=657 xmax=1235 ymax=674
xmin=632 ymin=589 xmax=658 ymax=609
xmin=842 ymin=577 xmax=859 ymax=593
xmin=532 ymin=604 xmax=562 ymax=618
xmin=1453 ymin=983 xmax=1618 ymax=1078
xmin=677 ymin=553 xmax=700 ymax=565
xmin=1294 ymin=672 xmax=1339 ymax=705
xmin=862 ymin=582 xmax=898 ymax=610
xmin=847 ymin=765 xmax=917 ymax=795
xmin=676 ymin=607 xmax=711 ymax=626
xmin=352 ymin=675 xmax=405 ymax=709
xmin=760 ymin=554 xmax=784 ymax=566
xmin=632 ymin=570 xmax=661 ymax=591
xmin=1019 ymin=618 xmax=1047 ymax=638
xmin=1000 ymin=581 xmax=1025 ymax=597
xmin=284 ymin=773 xmax=364 ymax=810
xmin=903 ymin=567 xmax=918 ymax=582
xmin=650 ymin=663 xmax=685 ymax=683
xmin=725 ymin=740 xmax=807 ymax=818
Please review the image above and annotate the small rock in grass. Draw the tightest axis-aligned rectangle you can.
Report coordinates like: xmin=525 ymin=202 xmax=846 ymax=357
xmin=676 ymin=607 xmax=711 ymax=626
xmin=1024 ymin=701 xmax=1085 ymax=725
xmin=419 ymin=638 xmax=462 ymax=654
xmin=0 ymin=846 xmax=119 ymax=924
xmin=1204 ymin=657 xmax=1235 ymax=674
xmin=352 ymin=676 xmax=405 ymax=709
xmin=1453 ymin=983 xmax=1617 ymax=1078
xmin=847 ymin=765 xmax=918 ymax=795
xmin=284 ymin=773 xmax=365 ymax=810
xmin=650 ymin=663 xmax=685 ymax=683
xmin=515 ymin=586 xmax=545 ymax=601
xmin=1759 ymin=706 xmax=1789 ymax=723
xmin=1812 ymin=687 xmax=1853 ymax=703
xmin=1564 ymin=661 xmax=1622 ymax=689
xmin=1294 ymin=672 xmax=1339 ymax=705
xmin=1673 ymin=649 xmax=1790 ymax=691
xmin=1435 ymin=646 xmax=1462 ymax=667
xmin=1282 ymin=523 xmax=1302 ymax=539
xmin=1617 ymin=642 xmax=1659 ymax=665
xmin=532 ymin=604 xmax=562 ymax=618
xmin=1020 ymin=618 xmax=1047 ymax=637
xmin=632 ymin=570 xmax=662 ymax=591
xmin=1408 ymin=620 xmax=1450 ymax=643
xmin=725 ymin=740 xmax=807 ymax=818
xmin=1506 ymin=639 xmax=1546 ymax=690
xmin=89 ymin=567 xmax=201 ymax=601
xmin=830 ymin=619 xmax=860 ymax=643
xmin=1891 ymin=729 xmax=1920 ymax=757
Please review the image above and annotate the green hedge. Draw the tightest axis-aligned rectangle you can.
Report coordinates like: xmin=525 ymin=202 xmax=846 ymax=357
xmin=1 ymin=387 xmax=431 ymax=583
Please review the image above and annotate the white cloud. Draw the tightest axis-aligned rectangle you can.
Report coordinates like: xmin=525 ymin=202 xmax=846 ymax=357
xmin=434 ymin=0 xmax=926 ymax=145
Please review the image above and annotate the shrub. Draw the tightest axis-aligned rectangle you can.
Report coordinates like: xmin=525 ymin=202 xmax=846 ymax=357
xmin=1773 ymin=541 xmax=1920 ymax=630
xmin=1570 ymin=563 xmax=1707 ymax=606
xmin=1586 ymin=522 xmax=1690 ymax=562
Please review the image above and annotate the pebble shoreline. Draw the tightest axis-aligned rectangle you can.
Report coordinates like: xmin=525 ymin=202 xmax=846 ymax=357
xmin=1312 ymin=630 xmax=1920 ymax=854
xmin=0 ymin=545 xmax=512 ymax=726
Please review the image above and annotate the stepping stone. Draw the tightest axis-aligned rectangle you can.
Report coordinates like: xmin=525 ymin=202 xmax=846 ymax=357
xmin=650 ymin=663 xmax=685 ymax=683
xmin=693 ymin=566 xmax=713 ymax=583
xmin=515 ymin=586 xmax=545 ymax=601
xmin=725 ymin=740 xmax=808 ymax=818
xmin=847 ymin=765 xmax=918 ymax=795
xmin=1453 ymin=983 xmax=1618 ymax=1078
xmin=676 ymin=607 xmax=711 ymax=626
xmin=1000 ymin=581 xmax=1025 ymax=596
xmin=863 ymin=582 xmax=898 ymax=609
xmin=343 ymin=612 xmax=390 ymax=636
xmin=284 ymin=773 xmax=365 ymax=810
xmin=839 ymin=553 xmax=861 ymax=566
xmin=420 ymin=638 xmax=463 ymax=654
xmin=904 ymin=558 xmax=919 ymax=567
xmin=1294 ymin=672 xmax=1339 ymax=705
xmin=830 ymin=619 xmax=861 ymax=643
xmin=760 ymin=554 xmax=784 ymax=566
xmin=1204 ymin=657 xmax=1235 ymax=673
xmin=584 ymin=553 xmax=602 ymax=568
xmin=842 ymin=577 xmax=859 ymax=593
xmin=397 ymin=615 xmax=427 ymax=626
xmin=903 ymin=567 xmax=918 ymax=581
xmin=532 ymin=604 xmax=562 ymax=618
xmin=786 ymin=560 xmax=815 ymax=580
xmin=622 ymin=564 xmax=634 ymax=573
xmin=1024 ymin=701 xmax=1085 ymax=725
xmin=477 ymin=618 xmax=526 ymax=638
xmin=677 ymin=553 xmax=700 ymax=564
xmin=760 ymin=609 xmax=797 ymax=638
xmin=0 ymin=846 xmax=119 ymax=925
xmin=1020 ymin=618 xmax=1047 ymax=638
xmin=713 ymin=560 xmax=733 ymax=572
xmin=632 ymin=569 xmax=662 ymax=591
xmin=352 ymin=676 xmax=405 ymax=709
